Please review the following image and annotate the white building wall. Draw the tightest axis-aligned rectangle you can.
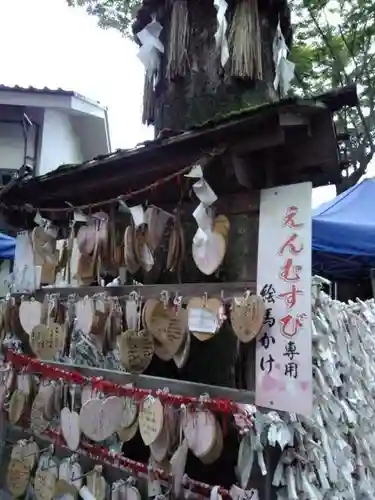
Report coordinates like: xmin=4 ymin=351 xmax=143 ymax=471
xmin=38 ymin=109 xmax=83 ymax=175
xmin=0 ymin=105 xmax=39 ymax=172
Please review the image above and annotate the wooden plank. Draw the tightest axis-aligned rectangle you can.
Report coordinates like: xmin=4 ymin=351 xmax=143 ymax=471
xmin=13 ymin=281 xmax=256 ymax=300
xmin=233 ymin=125 xmax=285 ymax=155
xmin=278 ymin=111 xmax=309 ymax=127
xmin=163 ymin=192 xmax=260 ymax=216
xmin=42 ymin=362 xmax=255 ymax=404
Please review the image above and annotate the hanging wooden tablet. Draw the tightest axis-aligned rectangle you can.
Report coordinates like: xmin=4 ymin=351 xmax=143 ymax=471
xmin=150 ymin=416 xmax=170 ymax=462
xmin=192 ymin=231 xmax=226 ymax=275
xmin=6 ymin=459 xmax=30 ymax=498
xmin=8 ymin=388 xmax=27 ymax=424
xmin=183 ymin=409 xmax=217 ymax=458
xmin=118 ymin=328 xmax=154 ymax=373
xmin=124 ymin=226 xmax=140 ymax=274
xmin=11 ymin=439 xmax=40 ymax=470
xmin=75 ymin=297 xmax=94 ymax=335
xmin=213 ymin=215 xmax=230 ymax=241
xmin=30 ymin=393 xmax=50 ymax=434
xmin=187 ymin=297 xmax=223 ymax=341
xmin=19 ymin=298 xmax=42 ymax=335
xmin=117 ymin=415 xmax=139 ymax=442
xmin=86 ymin=466 xmax=107 ymax=500
xmin=119 ymin=396 xmax=138 ymax=429
xmin=57 ymin=458 xmax=83 ymax=498
xmin=231 ymin=294 xmax=265 ymax=343
xmin=199 ymin=420 xmax=223 ymax=464
xmin=61 ymin=406 xmax=81 ymax=451
xmin=139 ymin=396 xmax=164 ymax=446
xmin=34 ymin=460 xmax=58 ymax=500
xmin=173 ymin=329 xmax=191 ymax=369
xmin=30 ymin=323 xmax=62 ymax=360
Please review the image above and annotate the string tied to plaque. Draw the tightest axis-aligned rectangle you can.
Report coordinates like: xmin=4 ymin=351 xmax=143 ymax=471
xmin=160 ymin=290 xmax=170 ymax=308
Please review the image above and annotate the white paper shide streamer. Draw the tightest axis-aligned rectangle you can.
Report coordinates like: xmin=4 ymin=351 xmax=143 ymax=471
xmin=185 ymin=164 xmax=217 ymax=250
xmin=137 ymin=17 xmax=164 ymax=80
xmin=272 ymin=22 xmax=294 ymax=96
xmin=214 ymin=0 xmax=229 ymax=67
xmin=241 ymin=278 xmax=375 ymax=499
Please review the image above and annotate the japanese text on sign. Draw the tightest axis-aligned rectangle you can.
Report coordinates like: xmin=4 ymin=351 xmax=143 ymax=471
xmin=256 ymin=183 xmax=312 ymax=416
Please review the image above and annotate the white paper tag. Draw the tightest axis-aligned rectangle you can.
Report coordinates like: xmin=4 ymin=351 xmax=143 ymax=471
xmin=130 ymin=205 xmax=146 ymax=228
xmin=73 ymin=211 xmax=88 ymax=223
xmin=141 ymin=244 xmax=154 ymax=271
xmin=138 ymin=45 xmax=160 ymax=74
xmin=185 ymin=164 xmax=203 ymax=178
xmin=119 ymin=267 xmax=127 ymax=284
xmin=80 ymin=486 xmax=97 ymax=500
xmin=137 ymin=20 xmax=164 ymax=53
xmin=193 ymin=178 xmax=217 ymax=205
xmin=193 ymin=203 xmax=213 ymax=232
xmin=148 ymin=477 xmax=162 ymax=497
xmin=95 ymin=299 xmax=106 ymax=314
xmin=118 ymin=199 xmax=130 ymax=214
xmin=188 ymin=307 xmax=218 ymax=333
xmin=44 ymin=222 xmax=58 ymax=239
xmin=229 ymin=485 xmax=259 ymax=500
xmin=34 ymin=211 xmax=46 ymax=227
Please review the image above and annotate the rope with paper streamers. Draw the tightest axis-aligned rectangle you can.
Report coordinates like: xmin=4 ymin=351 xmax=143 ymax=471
xmin=6 ymin=350 xmax=254 ymax=430
xmin=42 ymin=428 xmax=233 ymax=498
xmin=2 ymin=148 xmax=225 ymax=215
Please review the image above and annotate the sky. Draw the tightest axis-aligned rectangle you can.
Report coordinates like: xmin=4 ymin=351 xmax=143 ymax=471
xmin=0 ymin=0 xmax=368 ymax=209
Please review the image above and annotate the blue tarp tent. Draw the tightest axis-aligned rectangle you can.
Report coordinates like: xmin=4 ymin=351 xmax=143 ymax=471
xmin=0 ymin=232 xmax=15 ymax=259
xmin=312 ymin=178 xmax=375 ymax=279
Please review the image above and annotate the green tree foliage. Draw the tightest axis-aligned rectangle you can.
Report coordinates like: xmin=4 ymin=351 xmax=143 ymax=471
xmin=290 ymin=0 xmax=375 ymax=192
xmin=67 ymin=0 xmax=375 ymax=192
xmin=66 ymin=0 xmax=137 ymax=34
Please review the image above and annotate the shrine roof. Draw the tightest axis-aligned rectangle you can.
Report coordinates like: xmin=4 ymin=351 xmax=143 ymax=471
xmin=0 ymin=85 xmax=358 ymax=226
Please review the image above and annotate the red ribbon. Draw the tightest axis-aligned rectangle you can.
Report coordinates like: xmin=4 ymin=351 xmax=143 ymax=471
xmin=6 ymin=350 xmax=253 ymax=428
xmin=45 ymin=428 xmax=231 ymax=498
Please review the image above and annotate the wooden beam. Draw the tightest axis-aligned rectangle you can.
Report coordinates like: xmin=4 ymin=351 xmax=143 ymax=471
xmin=13 ymin=281 xmax=256 ymax=300
xmin=278 ymin=111 xmax=309 ymax=128
xmin=232 ymin=123 xmax=285 ymax=155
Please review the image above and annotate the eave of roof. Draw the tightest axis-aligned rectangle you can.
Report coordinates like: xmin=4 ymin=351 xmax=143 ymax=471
xmin=0 ymin=84 xmax=105 ymax=110
xmin=1 ymin=85 xmax=358 ymax=215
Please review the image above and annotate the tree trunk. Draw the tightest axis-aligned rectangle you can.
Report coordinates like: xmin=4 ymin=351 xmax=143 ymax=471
xmin=133 ymin=0 xmax=284 ymax=389
xmin=152 ymin=0 xmax=279 ymax=133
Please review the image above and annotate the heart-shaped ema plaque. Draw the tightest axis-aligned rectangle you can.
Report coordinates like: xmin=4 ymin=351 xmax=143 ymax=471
xmin=138 ymin=397 xmax=164 ymax=446
xmin=75 ymin=297 xmax=94 ymax=335
xmin=6 ymin=459 xmax=30 ymax=498
xmin=8 ymin=389 xmax=27 ymax=424
xmin=30 ymin=323 xmax=64 ymax=360
xmin=30 ymin=394 xmax=50 ymax=434
xmin=11 ymin=440 xmax=40 ymax=470
xmin=80 ymin=397 xmax=122 ymax=442
xmin=19 ymin=299 xmax=42 ymax=335
xmin=192 ymin=231 xmax=226 ymax=276
xmin=86 ymin=468 xmax=107 ymax=500
xmin=231 ymin=295 xmax=266 ymax=343
xmin=57 ymin=459 xmax=83 ymax=495
xmin=117 ymin=416 xmax=139 ymax=442
xmin=60 ymin=407 xmax=81 ymax=451
xmin=119 ymin=396 xmax=138 ymax=429
xmin=118 ymin=329 xmax=154 ymax=373
xmin=34 ymin=467 xmax=58 ymax=500
xmin=183 ymin=409 xmax=217 ymax=459
xmin=213 ymin=214 xmax=230 ymax=242
xmin=187 ymin=297 xmax=223 ymax=341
